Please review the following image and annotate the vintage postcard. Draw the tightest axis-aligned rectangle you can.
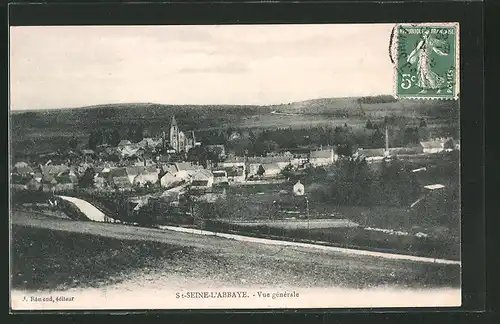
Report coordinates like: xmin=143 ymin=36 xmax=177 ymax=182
xmin=9 ymin=24 xmax=461 ymax=311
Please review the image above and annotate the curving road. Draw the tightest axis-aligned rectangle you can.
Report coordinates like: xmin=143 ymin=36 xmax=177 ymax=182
xmin=58 ymin=195 xmax=115 ymax=223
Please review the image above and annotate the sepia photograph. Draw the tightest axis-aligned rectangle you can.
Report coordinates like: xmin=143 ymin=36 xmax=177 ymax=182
xmin=9 ymin=24 xmax=461 ymax=310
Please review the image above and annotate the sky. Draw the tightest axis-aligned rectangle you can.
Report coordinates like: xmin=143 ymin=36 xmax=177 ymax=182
xmin=10 ymin=24 xmax=395 ymax=111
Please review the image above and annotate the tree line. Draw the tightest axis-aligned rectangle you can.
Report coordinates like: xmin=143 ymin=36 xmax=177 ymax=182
xmin=87 ymin=124 xmax=146 ymax=150
xmin=303 ymin=158 xmax=422 ymax=207
xmin=197 ymin=117 xmax=434 ymax=157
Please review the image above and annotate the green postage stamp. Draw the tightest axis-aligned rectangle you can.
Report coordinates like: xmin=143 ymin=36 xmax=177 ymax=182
xmin=393 ymin=23 xmax=459 ymax=100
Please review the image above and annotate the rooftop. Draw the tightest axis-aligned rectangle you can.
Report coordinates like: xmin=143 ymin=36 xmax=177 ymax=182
xmin=175 ymin=162 xmax=203 ymax=172
xmin=420 ymin=141 xmax=444 ymax=149
xmin=192 ymin=169 xmax=214 ymax=181
xmin=246 ymin=156 xmax=292 ymax=164
xmin=424 ymin=184 xmax=445 ymax=190
xmin=108 ymin=167 xmax=128 ymax=178
xmin=40 ymin=164 xmax=70 ymax=176
xmin=310 ymin=149 xmax=334 ymax=159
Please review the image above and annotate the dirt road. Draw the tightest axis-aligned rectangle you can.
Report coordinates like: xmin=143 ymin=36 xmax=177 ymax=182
xmin=11 ymin=209 xmax=460 ymax=290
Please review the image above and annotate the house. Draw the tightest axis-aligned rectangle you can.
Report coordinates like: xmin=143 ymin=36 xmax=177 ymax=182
xmin=420 ymin=137 xmax=457 ymax=154
xmin=103 ymin=146 xmax=120 ymax=156
xmin=118 ymin=140 xmax=132 ymax=147
xmin=190 ymin=169 xmax=214 ymax=189
xmin=259 ymin=163 xmax=282 ymax=178
xmin=219 ymin=159 xmax=246 ymax=182
xmin=41 ymin=174 xmax=59 ymax=192
xmin=443 ymin=138 xmax=457 ymax=151
xmin=206 ymin=145 xmax=227 ymax=160
xmin=33 ymin=171 xmax=43 ymax=183
xmin=12 ymin=165 xmax=34 ymax=176
xmin=76 ymin=163 xmax=92 ymax=175
xmin=420 ymin=140 xmax=444 ymax=154
xmin=138 ymin=137 xmax=162 ymax=149
xmin=157 ymin=155 xmax=171 ymax=164
xmin=159 ymin=185 xmax=187 ymax=206
xmin=358 ymin=148 xmax=388 ymax=162
xmin=94 ymin=167 xmax=111 ymax=188
xmin=11 ymin=175 xmax=41 ymax=191
xmin=309 ymin=149 xmax=338 ymax=167
xmin=212 ymin=170 xmax=229 ymax=187
xmin=247 ymin=156 xmax=291 ymax=169
xmin=388 ymin=146 xmax=423 ymax=155
xmin=159 ymin=163 xmax=204 ymax=188
xmin=120 ymin=145 xmax=144 ymax=158
xmin=108 ymin=167 xmax=132 ymax=190
xmin=191 ymin=192 xmax=224 ymax=203
xmin=290 ymin=154 xmax=309 ymax=169
xmin=40 ymin=164 xmax=70 ymax=176
xmin=80 ymin=149 xmax=96 ymax=157
xmin=133 ymin=158 xmax=156 ymax=167
xmin=14 ymin=161 xmax=30 ymax=169
xmin=58 ymin=167 xmax=79 ymax=183
xmin=246 ymin=156 xmax=291 ymax=177
xmin=293 ymin=180 xmax=305 ymax=196
xmin=159 ymin=164 xmax=183 ymax=188
xmin=175 ymin=162 xmax=204 ymax=179
xmin=53 ymin=175 xmax=74 ymax=192
xmin=126 ymin=165 xmax=159 ymax=187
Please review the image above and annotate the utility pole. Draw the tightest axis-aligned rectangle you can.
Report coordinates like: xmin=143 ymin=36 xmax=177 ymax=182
xmin=305 ymin=195 xmax=310 ymax=241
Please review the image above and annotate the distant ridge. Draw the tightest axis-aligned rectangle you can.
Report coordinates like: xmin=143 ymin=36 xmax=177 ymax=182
xmin=10 ymin=94 xmax=399 ymax=114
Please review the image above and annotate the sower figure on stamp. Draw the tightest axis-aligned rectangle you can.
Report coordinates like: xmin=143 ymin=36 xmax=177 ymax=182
xmin=407 ymin=29 xmax=449 ymax=94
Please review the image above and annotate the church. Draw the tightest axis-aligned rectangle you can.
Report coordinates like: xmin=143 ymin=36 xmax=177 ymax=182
xmin=168 ymin=116 xmax=196 ymax=153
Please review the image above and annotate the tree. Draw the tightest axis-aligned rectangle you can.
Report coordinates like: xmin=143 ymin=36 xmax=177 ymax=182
xmin=419 ymin=117 xmax=427 ymax=128
xmin=68 ymin=136 xmax=78 ymax=150
xmin=369 ymin=128 xmax=385 ymax=148
xmin=78 ymin=167 xmax=95 ymax=188
xmin=187 ymin=146 xmax=209 ymax=168
xmin=365 ymin=120 xmax=374 ymax=130
xmin=88 ymin=132 xmax=98 ymax=150
xmin=403 ymin=127 xmax=419 ymax=146
xmin=109 ymin=129 xmax=121 ymax=147
xmin=127 ymin=124 xmax=144 ymax=143
xmin=378 ymin=159 xmax=420 ymax=206
xmin=261 ymin=140 xmax=280 ymax=155
xmin=96 ymin=130 xmax=104 ymax=146
xmin=257 ymin=165 xmax=266 ymax=176
xmin=280 ymin=164 xmax=294 ymax=179
xmin=336 ymin=143 xmax=354 ymax=157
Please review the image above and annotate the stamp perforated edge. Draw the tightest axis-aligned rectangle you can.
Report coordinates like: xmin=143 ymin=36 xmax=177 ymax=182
xmin=392 ymin=22 xmax=460 ymax=100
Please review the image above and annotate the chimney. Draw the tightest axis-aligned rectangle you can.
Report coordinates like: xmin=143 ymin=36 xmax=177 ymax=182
xmin=385 ymin=125 xmax=389 ymax=152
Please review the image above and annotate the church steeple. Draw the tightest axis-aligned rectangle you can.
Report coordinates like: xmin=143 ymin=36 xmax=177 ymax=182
xmin=170 ymin=115 xmax=179 ymax=152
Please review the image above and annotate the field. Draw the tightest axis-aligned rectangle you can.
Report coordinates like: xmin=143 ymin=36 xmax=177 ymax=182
xmin=11 ymin=220 xmax=460 ymax=291
xmin=225 ymin=219 xmax=359 ymax=230
xmin=203 ymin=219 xmax=460 ymax=261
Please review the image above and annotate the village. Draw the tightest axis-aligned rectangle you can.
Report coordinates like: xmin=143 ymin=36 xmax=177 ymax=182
xmin=10 ymin=112 xmax=461 ymax=231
